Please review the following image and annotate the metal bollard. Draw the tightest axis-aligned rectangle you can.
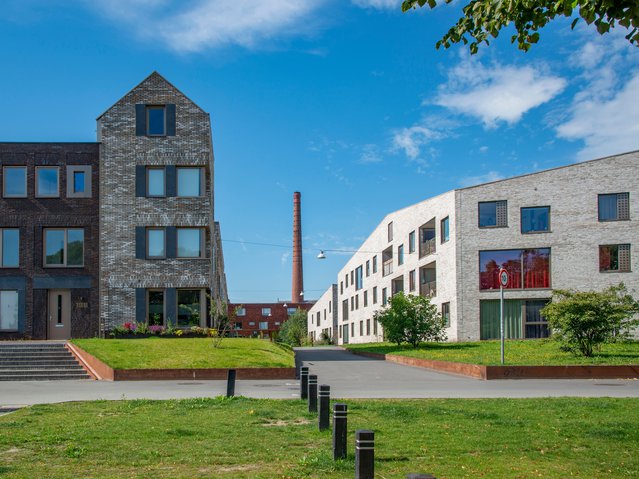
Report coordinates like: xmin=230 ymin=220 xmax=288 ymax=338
xmin=226 ymin=369 xmax=236 ymax=397
xmin=318 ymin=385 xmax=330 ymax=431
xmin=333 ymin=403 xmax=347 ymax=460
xmin=307 ymin=374 xmax=318 ymax=412
xmin=300 ymin=367 xmax=309 ymax=400
xmin=355 ymin=430 xmax=374 ymax=479
xmin=406 ymin=475 xmax=436 ymax=479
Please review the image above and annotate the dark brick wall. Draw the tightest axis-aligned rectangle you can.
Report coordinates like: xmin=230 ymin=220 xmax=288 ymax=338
xmin=0 ymin=143 xmax=100 ymax=339
xmin=228 ymin=302 xmax=314 ymax=338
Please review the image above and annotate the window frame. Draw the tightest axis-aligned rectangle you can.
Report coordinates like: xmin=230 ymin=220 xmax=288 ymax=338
xmin=398 ymin=244 xmax=404 ymax=266
xmin=599 ymin=244 xmax=631 ymax=273
xmin=0 ymin=228 xmax=20 ymax=268
xmin=387 ymin=221 xmax=393 ymax=242
xmin=176 ymin=288 xmax=204 ymax=328
xmin=66 ymin=165 xmax=92 ymax=198
xmin=520 ymin=206 xmax=551 ymax=234
xmin=35 ymin=166 xmax=60 ymax=198
xmin=261 ymin=307 xmax=272 ymax=316
xmin=43 ymin=228 xmax=84 ymax=268
xmin=2 ymin=166 xmax=27 ymax=198
xmin=176 ymin=167 xmax=204 ymax=198
xmin=598 ymin=192 xmax=630 ymax=222
xmin=176 ymin=227 xmax=205 ymax=259
xmin=408 ymin=230 xmax=415 ymax=253
xmin=478 ymin=200 xmax=507 ymax=228
xmin=146 ymin=105 xmax=167 ymax=137
xmin=0 ymin=290 xmax=19 ymax=331
xmin=441 ymin=216 xmax=450 ymax=243
xmin=147 ymin=289 xmax=165 ymax=326
xmin=441 ymin=302 xmax=450 ymax=327
xmin=146 ymin=167 xmax=166 ymax=198
xmin=479 ymin=247 xmax=551 ymax=291
xmin=146 ymin=228 xmax=167 ymax=259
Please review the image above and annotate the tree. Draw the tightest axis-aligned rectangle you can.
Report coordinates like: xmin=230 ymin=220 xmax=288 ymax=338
xmin=541 ymin=283 xmax=639 ymax=357
xmin=402 ymin=0 xmax=639 ymax=53
xmin=373 ymin=292 xmax=447 ymax=347
xmin=278 ymin=309 xmax=308 ymax=347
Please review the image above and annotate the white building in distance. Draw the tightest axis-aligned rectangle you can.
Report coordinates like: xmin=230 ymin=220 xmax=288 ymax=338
xmin=309 ymin=151 xmax=639 ymax=344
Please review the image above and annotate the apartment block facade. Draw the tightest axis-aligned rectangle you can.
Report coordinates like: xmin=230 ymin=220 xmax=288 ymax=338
xmin=0 ymin=72 xmax=227 ymax=339
xmin=309 ymin=151 xmax=639 ymax=344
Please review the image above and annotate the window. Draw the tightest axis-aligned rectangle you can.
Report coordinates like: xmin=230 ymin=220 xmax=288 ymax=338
xmin=599 ymin=244 xmax=631 ymax=272
xmin=236 ymin=307 xmax=246 ymax=316
xmin=521 ymin=207 xmax=550 ymax=234
xmin=409 ymin=270 xmax=416 ymax=292
xmin=382 ymin=246 xmax=393 ymax=277
xmin=351 ymin=270 xmax=354 ymax=285
xmin=372 ymin=255 xmax=378 ymax=274
xmin=36 ymin=167 xmax=59 ymax=197
xmin=387 ymin=221 xmax=393 ymax=242
xmin=366 ymin=319 xmax=370 ymax=336
xmin=340 ymin=282 xmax=343 ymax=294
xmin=0 ymin=290 xmax=19 ymax=331
xmin=147 ymin=168 xmax=166 ymax=197
xmin=177 ymin=168 xmax=202 ymax=197
xmin=259 ymin=321 xmax=269 ymax=330
xmin=0 ymin=229 xmax=19 ymax=267
xmin=355 ymin=266 xmax=363 ymax=290
xmin=345 ymin=274 xmax=349 ymax=288
xmin=359 ymin=321 xmax=363 ymax=336
xmin=480 ymin=299 xmax=550 ymax=340
xmin=355 ymin=295 xmax=359 ymax=309
xmin=351 ymin=323 xmax=355 ymax=337
xmin=66 ymin=165 xmax=92 ymax=198
xmin=342 ymin=300 xmax=349 ymax=321
xmin=365 ymin=260 xmax=370 ymax=277
xmin=419 ymin=222 xmax=436 ymax=257
xmin=479 ymin=248 xmax=551 ymax=290
xmin=177 ymin=228 xmax=204 ymax=258
xmin=147 ymin=106 xmax=166 ymax=136
xmin=441 ymin=217 xmax=450 ymax=243
xmin=262 ymin=308 xmax=271 ymax=316
xmin=598 ymin=193 xmax=630 ymax=221
xmin=363 ymin=290 xmax=368 ymax=307
xmin=146 ymin=228 xmax=166 ymax=258
xmin=248 ymin=322 xmax=256 ymax=326
xmin=3 ymin=166 xmax=27 ymax=197
xmin=44 ymin=228 xmax=84 ymax=267
xmin=408 ymin=231 xmax=415 ymax=253
xmin=316 ymin=312 xmax=321 ymax=326
xmin=287 ymin=307 xmax=297 ymax=315
xmin=147 ymin=290 xmax=164 ymax=326
xmin=234 ymin=322 xmax=242 ymax=330
xmin=382 ymin=288 xmax=388 ymax=305
xmin=373 ymin=319 xmax=378 ymax=335
xmin=372 ymin=286 xmax=378 ymax=304
xmin=177 ymin=290 xmax=201 ymax=327
xmin=391 ymin=276 xmax=404 ymax=296
xmin=441 ymin=302 xmax=450 ymax=327
xmin=479 ymin=200 xmax=507 ymax=228
xmin=350 ymin=297 xmax=354 ymax=311
xmin=398 ymin=244 xmax=404 ymax=265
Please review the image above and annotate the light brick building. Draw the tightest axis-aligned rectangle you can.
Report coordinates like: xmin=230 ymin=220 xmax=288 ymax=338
xmin=309 ymin=151 xmax=639 ymax=344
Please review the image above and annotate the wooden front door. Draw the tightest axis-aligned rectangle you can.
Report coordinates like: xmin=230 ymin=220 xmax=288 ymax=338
xmin=48 ymin=290 xmax=71 ymax=340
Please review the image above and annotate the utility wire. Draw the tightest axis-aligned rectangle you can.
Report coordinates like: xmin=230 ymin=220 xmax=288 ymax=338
xmin=221 ymin=238 xmax=381 ymax=254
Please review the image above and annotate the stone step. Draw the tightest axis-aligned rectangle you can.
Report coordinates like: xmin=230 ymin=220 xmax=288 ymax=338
xmin=0 ymin=368 xmax=89 ymax=376
xmin=0 ymin=342 xmax=92 ymax=381
xmin=0 ymin=373 xmax=90 ymax=381
xmin=0 ymin=364 xmax=85 ymax=371
xmin=0 ymin=346 xmax=68 ymax=353
xmin=0 ymin=359 xmax=80 ymax=366
xmin=0 ymin=352 xmax=74 ymax=358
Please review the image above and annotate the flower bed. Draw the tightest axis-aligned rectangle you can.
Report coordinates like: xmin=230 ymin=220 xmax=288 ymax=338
xmin=109 ymin=322 xmax=219 ymax=338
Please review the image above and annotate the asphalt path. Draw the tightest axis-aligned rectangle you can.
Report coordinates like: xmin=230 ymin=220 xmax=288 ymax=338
xmin=1 ymin=346 xmax=638 ymax=408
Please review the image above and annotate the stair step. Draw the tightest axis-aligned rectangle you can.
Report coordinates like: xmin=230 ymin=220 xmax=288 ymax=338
xmin=0 ymin=374 xmax=90 ymax=381
xmin=0 ymin=360 xmax=80 ymax=367
xmin=0 ymin=342 xmax=92 ymax=381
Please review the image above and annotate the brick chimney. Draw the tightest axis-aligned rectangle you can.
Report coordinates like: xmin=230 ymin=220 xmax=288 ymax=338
xmin=292 ymin=191 xmax=304 ymax=303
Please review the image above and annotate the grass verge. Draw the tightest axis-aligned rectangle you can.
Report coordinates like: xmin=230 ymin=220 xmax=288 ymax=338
xmin=345 ymin=339 xmax=639 ymax=366
xmin=1 ymin=397 xmax=638 ymax=478
xmin=71 ymin=338 xmax=295 ymax=369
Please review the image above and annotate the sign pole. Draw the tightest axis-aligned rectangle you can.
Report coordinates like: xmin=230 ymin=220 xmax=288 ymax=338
xmin=498 ymin=268 xmax=508 ymax=365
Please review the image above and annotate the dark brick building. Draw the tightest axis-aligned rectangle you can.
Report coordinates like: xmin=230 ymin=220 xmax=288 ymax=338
xmin=0 ymin=143 xmax=100 ymax=339
xmin=228 ymin=302 xmax=314 ymax=338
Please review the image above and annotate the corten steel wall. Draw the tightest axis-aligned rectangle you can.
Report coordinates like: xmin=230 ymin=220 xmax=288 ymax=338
xmin=97 ymin=72 xmax=219 ymax=330
xmin=0 ymin=142 xmax=100 ymax=339
xmin=228 ymin=302 xmax=314 ymax=338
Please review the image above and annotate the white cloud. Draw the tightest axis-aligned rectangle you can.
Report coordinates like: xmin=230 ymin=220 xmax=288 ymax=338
xmin=392 ymin=125 xmax=440 ymax=159
xmin=459 ymin=171 xmax=504 ymax=187
xmin=280 ymin=251 xmax=290 ymax=265
xmin=435 ymin=58 xmax=566 ymax=128
xmin=351 ymin=0 xmax=401 ymax=9
xmin=359 ymin=144 xmax=383 ymax=164
xmin=89 ymin=0 xmax=325 ymax=52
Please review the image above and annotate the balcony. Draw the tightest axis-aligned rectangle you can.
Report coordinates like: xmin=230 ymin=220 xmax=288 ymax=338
xmin=382 ymin=246 xmax=393 ymax=277
xmin=419 ymin=262 xmax=436 ymax=298
xmin=419 ymin=237 xmax=436 ymax=257
xmin=419 ymin=280 xmax=436 ymax=297
xmin=419 ymin=218 xmax=436 ymax=258
xmin=382 ymin=260 xmax=393 ymax=277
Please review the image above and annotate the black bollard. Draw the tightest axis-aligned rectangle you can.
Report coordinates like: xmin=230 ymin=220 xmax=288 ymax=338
xmin=226 ymin=369 xmax=236 ymax=397
xmin=307 ymin=374 xmax=318 ymax=412
xmin=355 ymin=430 xmax=374 ymax=479
xmin=332 ymin=403 xmax=347 ymax=460
xmin=318 ymin=385 xmax=330 ymax=431
xmin=300 ymin=367 xmax=309 ymax=400
xmin=406 ymin=475 xmax=436 ymax=479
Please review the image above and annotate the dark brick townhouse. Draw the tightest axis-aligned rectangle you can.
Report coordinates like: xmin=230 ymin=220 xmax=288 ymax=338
xmin=0 ymin=72 xmax=227 ymax=339
xmin=228 ymin=302 xmax=313 ymax=338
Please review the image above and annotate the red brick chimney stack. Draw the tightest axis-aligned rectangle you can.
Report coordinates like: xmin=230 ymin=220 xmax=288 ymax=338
xmin=292 ymin=191 xmax=304 ymax=303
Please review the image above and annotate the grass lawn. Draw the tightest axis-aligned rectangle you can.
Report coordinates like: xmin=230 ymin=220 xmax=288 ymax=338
xmin=345 ymin=339 xmax=639 ymax=366
xmin=71 ymin=338 xmax=295 ymax=369
xmin=1 ymin=397 xmax=638 ymax=478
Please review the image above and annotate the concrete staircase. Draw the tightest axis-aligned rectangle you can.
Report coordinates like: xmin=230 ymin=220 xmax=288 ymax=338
xmin=0 ymin=342 xmax=91 ymax=381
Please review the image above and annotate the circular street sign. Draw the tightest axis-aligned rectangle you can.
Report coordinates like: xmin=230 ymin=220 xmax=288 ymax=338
xmin=498 ymin=268 xmax=509 ymax=287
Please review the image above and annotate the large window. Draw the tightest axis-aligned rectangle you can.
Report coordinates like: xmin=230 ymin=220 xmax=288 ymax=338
xmin=521 ymin=206 xmax=550 ymax=233
xmin=44 ymin=228 xmax=84 ymax=267
xmin=177 ymin=228 xmax=203 ymax=258
xmin=36 ymin=167 xmax=59 ymax=197
xmin=146 ymin=228 xmax=166 ymax=258
xmin=147 ymin=106 xmax=166 ymax=136
xmin=147 ymin=168 xmax=165 ymax=197
xmin=0 ymin=229 xmax=19 ymax=267
xmin=177 ymin=290 xmax=201 ymax=327
xmin=479 ymin=248 xmax=550 ymax=290
xmin=598 ymin=193 xmax=629 ymax=221
xmin=441 ymin=217 xmax=450 ymax=243
xmin=599 ymin=244 xmax=631 ymax=272
xmin=0 ymin=290 xmax=19 ymax=331
xmin=177 ymin=168 xmax=202 ymax=197
xmin=3 ymin=167 xmax=27 ymax=197
xmin=147 ymin=290 xmax=164 ymax=326
xmin=355 ymin=265 xmax=363 ymax=290
xmin=478 ymin=200 xmax=507 ymax=228
xmin=480 ymin=299 xmax=550 ymax=339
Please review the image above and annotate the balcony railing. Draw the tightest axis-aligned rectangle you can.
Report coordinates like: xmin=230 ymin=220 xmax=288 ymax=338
xmin=420 ymin=280 xmax=437 ymax=297
xmin=419 ymin=237 xmax=436 ymax=258
xmin=382 ymin=260 xmax=393 ymax=277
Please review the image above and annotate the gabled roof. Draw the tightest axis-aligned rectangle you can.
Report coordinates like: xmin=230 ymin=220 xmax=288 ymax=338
xmin=96 ymin=71 xmax=207 ymax=120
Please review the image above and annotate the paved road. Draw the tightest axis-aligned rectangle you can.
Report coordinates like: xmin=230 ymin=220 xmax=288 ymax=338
xmin=1 ymin=346 xmax=638 ymax=407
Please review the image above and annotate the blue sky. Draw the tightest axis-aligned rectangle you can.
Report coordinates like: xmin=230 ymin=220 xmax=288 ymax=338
xmin=2 ymin=0 xmax=638 ymax=303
